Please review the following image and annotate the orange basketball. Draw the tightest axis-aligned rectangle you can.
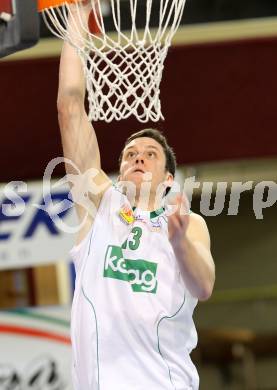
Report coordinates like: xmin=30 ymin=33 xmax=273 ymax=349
xmin=88 ymin=8 xmax=101 ymax=34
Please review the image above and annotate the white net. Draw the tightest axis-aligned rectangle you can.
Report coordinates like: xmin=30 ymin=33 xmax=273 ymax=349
xmin=43 ymin=0 xmax=186 ymax=123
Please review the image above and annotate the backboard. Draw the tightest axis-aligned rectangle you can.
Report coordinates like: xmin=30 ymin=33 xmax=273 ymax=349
xmin=0 ymin=0 xmax=39 ymax=59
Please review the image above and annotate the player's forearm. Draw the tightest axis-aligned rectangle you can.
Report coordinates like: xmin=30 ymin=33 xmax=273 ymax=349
xmin=58 ymin=4 xmax=90 ymax=104
xmin=173 ymin=237 xmax=215 ymax=301
xmin=58 ymin=41 xmax=86 ymax=105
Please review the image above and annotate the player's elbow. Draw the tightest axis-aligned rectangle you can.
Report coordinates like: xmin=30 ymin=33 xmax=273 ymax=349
xmin=57 ymin=93 xmax=83 ymax=124
xmin=197 ymin=275 xmax=215 ymax=302
xmin=198 ymin=285 xmax=213 ymax=301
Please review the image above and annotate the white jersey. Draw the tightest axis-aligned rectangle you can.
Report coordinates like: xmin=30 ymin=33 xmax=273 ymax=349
xmin=70 ymin=185 xmax=199 ymax=390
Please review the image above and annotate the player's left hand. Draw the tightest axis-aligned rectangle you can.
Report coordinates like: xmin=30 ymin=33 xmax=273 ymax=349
xmin=167 ymin=194 xmax=190 ymax=248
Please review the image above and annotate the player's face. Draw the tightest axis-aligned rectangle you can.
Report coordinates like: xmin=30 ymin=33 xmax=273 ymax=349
xmin=119 ymin=137 xmax=173 ymax=194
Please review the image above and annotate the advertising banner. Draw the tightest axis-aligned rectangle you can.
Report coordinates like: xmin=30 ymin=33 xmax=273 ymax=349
xmin=0 ymin=306 xmax=73 ymax=389
xmin=0 ymin=181 xmax=77 ymax=270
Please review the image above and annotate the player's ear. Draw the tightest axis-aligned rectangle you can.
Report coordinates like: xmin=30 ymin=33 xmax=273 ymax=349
xmin=164 ymin=172 xmax=174 ymax=190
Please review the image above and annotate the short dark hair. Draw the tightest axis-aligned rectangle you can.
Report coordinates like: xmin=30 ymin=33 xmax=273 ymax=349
xmin=118 ymin=128 xmax=176 ymax=195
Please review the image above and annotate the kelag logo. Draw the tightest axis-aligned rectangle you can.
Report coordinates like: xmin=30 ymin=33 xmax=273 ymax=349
xmin=104 ymin=245 xmax=158 ymax=293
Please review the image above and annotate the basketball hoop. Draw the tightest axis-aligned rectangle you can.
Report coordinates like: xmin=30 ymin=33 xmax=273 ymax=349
xmin=0 ymin=0 xmax=39 ymax=58
xmin=39 ymin=0 xmax=186 ymax=123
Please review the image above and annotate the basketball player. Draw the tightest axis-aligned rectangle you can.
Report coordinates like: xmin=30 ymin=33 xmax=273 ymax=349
xmin=57 ymin=2 xmax=215 ymax=389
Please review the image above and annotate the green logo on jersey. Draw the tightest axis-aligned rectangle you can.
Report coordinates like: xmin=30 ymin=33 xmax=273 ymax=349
xmin=104 ymin=245 xmax=158 ymax=293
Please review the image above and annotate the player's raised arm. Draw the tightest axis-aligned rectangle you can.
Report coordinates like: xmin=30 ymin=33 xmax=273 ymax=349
xmin=57 ymin=2 xmax=96 ymax=173
xmin=57 ymin=2 xmax=111 ymax=240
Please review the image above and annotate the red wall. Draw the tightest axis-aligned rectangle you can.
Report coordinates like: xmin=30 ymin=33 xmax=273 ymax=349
xmin=0 ymin=0 xmax=12 ymax=14
xmin=1 ymin=36 xmax=277 ymax=182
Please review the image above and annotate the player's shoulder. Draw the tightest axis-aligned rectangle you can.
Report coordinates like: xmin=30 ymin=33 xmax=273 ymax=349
xmin=187 ymin=211 xmax=210 ymax=244
xmin=189 ymin=211 xmax=208 ymax=228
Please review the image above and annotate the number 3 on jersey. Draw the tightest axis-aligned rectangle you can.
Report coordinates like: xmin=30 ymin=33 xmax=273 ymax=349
xmin=122 ymin=227 xmax=142 ymax=250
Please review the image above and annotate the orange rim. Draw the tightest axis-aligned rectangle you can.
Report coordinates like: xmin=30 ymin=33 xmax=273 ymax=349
xmin=38 ymin=0 xmax=81 ymax=12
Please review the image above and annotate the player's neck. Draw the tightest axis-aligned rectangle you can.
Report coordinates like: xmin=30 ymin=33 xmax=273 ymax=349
xmin=132 ymin=193 xmax=164 ymax=212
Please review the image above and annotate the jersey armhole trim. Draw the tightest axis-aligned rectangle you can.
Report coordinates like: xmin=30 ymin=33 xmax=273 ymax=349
xmin=156 ymin=293 xmax=186 ymax=390
xmin=81 ymin=286 xmax=100 ymax=390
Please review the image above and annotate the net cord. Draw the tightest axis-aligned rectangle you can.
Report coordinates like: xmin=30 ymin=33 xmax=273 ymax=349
xmin=42 ymin=0 xmax=186 ymax=122
xmin=43 ymin=0 xmax=185 ymax=50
